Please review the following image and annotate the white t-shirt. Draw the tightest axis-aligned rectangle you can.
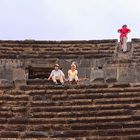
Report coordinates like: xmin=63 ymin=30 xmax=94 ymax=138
xmin=50 ymin=69 xmax=65 ymax=77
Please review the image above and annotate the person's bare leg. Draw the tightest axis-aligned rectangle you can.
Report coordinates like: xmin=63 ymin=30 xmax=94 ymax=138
xmin=120 ymin=38 xmax=123 ymax=51
xmin=122 ymin=37 xmax=127 ymax=52
xmin=68 ymin=76 xmax=73 ymax=84
xmin=52 ymin=76 xmax=58 ymax=84
xmin=60 ymin=76 xmax=64 ymax=85
xmin=69 ymin=76 xmax=78 ymax=85
xmin=74 ymin=76 xmax=79 ymax=84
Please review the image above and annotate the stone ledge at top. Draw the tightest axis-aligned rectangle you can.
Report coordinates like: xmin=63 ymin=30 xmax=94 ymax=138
xmin=132 ymin=38 xmax=140 ymax=42
xmin=0 ymin=39 xmax=118 ymax=44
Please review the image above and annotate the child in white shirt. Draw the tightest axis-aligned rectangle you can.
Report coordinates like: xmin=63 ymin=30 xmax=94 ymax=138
xmin=48 ymin=64 xmax=65 ymax=85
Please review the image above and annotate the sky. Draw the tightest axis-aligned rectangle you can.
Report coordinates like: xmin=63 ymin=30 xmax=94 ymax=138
xmin=0 ymin=0 xmax=140 ymax=41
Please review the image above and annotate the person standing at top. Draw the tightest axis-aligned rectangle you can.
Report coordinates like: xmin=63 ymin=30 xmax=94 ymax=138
xmin=48 ymin=64 xmax=65 ymax=86
xmin=118 ymin=24 xmax=131 ymax=52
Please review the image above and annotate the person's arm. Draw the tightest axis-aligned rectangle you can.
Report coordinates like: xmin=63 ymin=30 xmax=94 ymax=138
xmin=126 ymin=28 xmax=131 ymax=36
xmin=128 ymin=28 xmax=131 ymax=33
xmin=118 ymin=29 xmax=121 ymax=33
xmin=76 ymin=70 xmax=78 ymax=75
xmin=48 ymin=70 xmax=54 ymax=80
xmin=68 ymin=70 xmax=71 ymax=78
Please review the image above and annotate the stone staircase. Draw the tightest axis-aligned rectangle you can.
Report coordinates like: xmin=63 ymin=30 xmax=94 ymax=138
xmin=0 ymin=40 xmax=117 ymax=59
xmin=0 ymin=83 xmax=140 ymax=139
xmin=1 ymin=39 xmax=140 ymax=139
xmin=132 ymin=39 xmax=140 ymax=61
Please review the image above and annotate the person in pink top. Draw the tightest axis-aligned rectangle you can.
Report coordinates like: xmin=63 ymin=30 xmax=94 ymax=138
xmin=118 ymin=24 xmax=131 ymax=52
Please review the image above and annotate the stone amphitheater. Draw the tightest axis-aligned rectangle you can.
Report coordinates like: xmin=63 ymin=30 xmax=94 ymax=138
xmin=0 ymin=39 xmax=140 ymax=139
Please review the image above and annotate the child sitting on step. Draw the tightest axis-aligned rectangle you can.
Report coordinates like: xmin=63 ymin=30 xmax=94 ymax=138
xmin=68 ymin=62 xmax=79 ymax=84
xmin=48 ymin=64 xmax=65 ymax=85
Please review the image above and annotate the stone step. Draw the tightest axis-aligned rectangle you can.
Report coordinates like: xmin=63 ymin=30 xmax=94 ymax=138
xmin=0 ymin=104 xmax=139 ymax=118
xmin=21 ymin=84 xmax=110 ymax=91
xmin=2 ymin=124 xmax=26 ymax=131
xmin=7 ymin=117 xmax=28 ymax=125
xmin=132 ymin=45 xmax=140 ymax=49
xmin=0 ymin=42 xmax=115 ymax=45
xmin=132 ymin=52 xmax=140 ymax=56
xmin=0 ymin=48 xmax=115 ymax=53
xmin=73 ymin=135 xmax=140 ymax=140
xmin=131 ymin=56 xmax=140 ymax=60
xmin=72 ymin=121 xmax=140 ymax=130
xmin=0 ymin=101 xmax=28 ymax=106
xmin=22 ymin=115 xmax=139 ymax=125
xmin=51 ymin=128 xmax=140 ymax=138
xmin=0 ymin=45 xmax=115 ymax=52
xmin=31 ymin=99 xmax=93 ymax=106
xmin=25 ymin=86 xmax=140 ymax=93
xmin=0 ymin=131 xmax=19 ymax=138
xmin=21 ymin=131 xmax=49 ymax=138
xmin=0 ymin=53 xmax=114 ymax=59
xmin=0 ymin=112 xmax=14 ymax=118
xmin=0 ymin=118 xmax=8 ymax=124
xmin=0 ymin=49 xmax=115 ymax=57
xmin=133 ymin=49 xmax=140 ymax=52
xmin=30 ymin=96 xmax=140 ymax=106
xmin=20 ymin=122 xmax=140 ymax=138
xmin=86 ymin=135 xmax=140 ymax=140
xmin=30 ymin=92 xmax=140 ymax=102
xmin=26 ymin=121 xmax=140 ymax=131
xmin=0 ymin=106 xmax=27 ymax=113
xmin=0 ymin=85 xmax=13 ymax=90
xmin=0 ymin=95 xmax=29 ymax=101
xmin=18 ymin=133 xmax=140 ymax=139
xmin=29 ymin=108 xmax=139 ymax=118
xmin=27 ymin=89 xmax=140 ymax=98
xmin=27 ymin=79 xmax=54 ymax=85
xmin=29 ymin=103 xmax=140 ymax=113
xmin=25 ymin=86 xmax=139 ymax=94
xmin=0 ymin=41 xmax=116 ymax=47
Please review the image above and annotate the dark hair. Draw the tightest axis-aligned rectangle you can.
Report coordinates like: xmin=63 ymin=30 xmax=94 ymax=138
xmin=122 ymin=24 xmax=127 ymax=28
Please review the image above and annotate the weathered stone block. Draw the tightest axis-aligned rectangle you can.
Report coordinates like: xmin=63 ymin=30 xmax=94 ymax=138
xmin=79 ymin=59 xmax=92 ymax=67
xmin=104 ymin=67 xmax=117 ymax=83
xmin=117 ymin=65 xmax=137 ymax=83
xmin=13 ymin=68 xmax=26 ymax=87
xmin=78 ymin=67 xmax=91 ymax=79
xmin=22 ymin=131 xmax=48 ymax=138
xmin=90 ymin=69 xmax=105 ymax=83
xmin=0 ymin=67 xmax=13 ymax=81
xmin=0 ymin=79 xmax=13 ymax=87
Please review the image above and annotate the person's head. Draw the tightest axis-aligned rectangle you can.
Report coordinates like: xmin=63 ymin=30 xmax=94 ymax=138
xmin=71 ymin=63 xmax=76 ymax=70
xmin=54 ymin=64 xmax=59 ymax=70
xmin=122 ymin=24 xmax=127 ymax=28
